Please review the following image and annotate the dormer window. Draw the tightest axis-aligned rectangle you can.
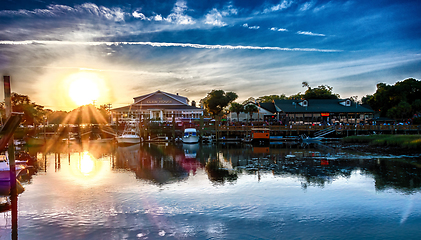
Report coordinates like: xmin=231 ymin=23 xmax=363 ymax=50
xmin=299 ymin=100 xmax=308 ymax=107
xmin=340 ymin=99 xmax=352 ymax=107
xmin=346 ymin=99 xmax=351 ymax=106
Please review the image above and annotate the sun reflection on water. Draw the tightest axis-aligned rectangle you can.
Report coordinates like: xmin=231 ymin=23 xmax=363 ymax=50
xmin=79 ymin=152 xmax=95 ymax=175
xmin=67 ymin=151 xmax=107 ymax=184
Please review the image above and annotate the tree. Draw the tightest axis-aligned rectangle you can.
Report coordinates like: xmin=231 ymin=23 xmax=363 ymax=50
xmin=257 ymin=94 xmax=287 ymax=103
xmin=242 ymin=97 xmax=256 ymax=105
xmin=244 ymin=104 xmax=258 ymax=123
xmin=365 ymin=78 xmax=421 ymax=118
xmin=229 ymin=102 xmax=244 ymax=122
xmin=301 ymin=82 xmax=340 ymax=99
xmin=202 ymin=90 xmax=238 ymax=117
xmin=4 ymin=92 xmax=47 ymax=125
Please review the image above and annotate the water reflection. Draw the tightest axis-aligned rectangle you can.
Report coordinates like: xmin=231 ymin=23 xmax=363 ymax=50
xmin=110 ymin=142 xmax=421 ymax=193
xmin=114 ymin=143 xmax=203 ymax=185
xmin=0 ymin=141 xmax=420 ymax=239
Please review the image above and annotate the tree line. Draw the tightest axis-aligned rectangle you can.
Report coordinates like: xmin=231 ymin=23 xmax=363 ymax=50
xmin=0 ymin=93 xmax=109 ymax=126
xmin=1 ymin=78 xmax=420 ymax=125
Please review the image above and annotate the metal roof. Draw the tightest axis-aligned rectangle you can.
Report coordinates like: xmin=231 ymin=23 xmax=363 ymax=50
xmin=273 ymin=99 xmax=374 ymax=113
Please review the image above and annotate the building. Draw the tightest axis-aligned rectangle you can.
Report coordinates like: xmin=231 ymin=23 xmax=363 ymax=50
xmin=274 ymin=99 xmax=374 ymax=125
xmin=228 ymin=98 xmax=374 ymax=125
xmin=112 ymin=90 xmax=204 ymax=123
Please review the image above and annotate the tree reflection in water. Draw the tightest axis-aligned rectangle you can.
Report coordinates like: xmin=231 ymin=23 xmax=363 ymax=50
xmin=205 ymin=160 xmax=238 ymax=184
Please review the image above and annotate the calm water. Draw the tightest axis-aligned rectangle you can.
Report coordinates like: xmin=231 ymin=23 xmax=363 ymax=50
xmin=1 ymin=142 xmax=421 ymax=240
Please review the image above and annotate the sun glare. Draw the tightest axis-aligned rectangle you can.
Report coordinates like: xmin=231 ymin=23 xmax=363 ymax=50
xmin=68 ymin=74 xmax=100 ymax=106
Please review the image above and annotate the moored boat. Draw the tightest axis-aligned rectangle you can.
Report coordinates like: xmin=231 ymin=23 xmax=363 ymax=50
xmin=250 ymin=128 xmax=270 ymax=145
xmin=182 ymin=128 xmax=199 ymax=144
xmin=116 ymin=130 xmax=141 ymax=145
xmin=0 ymin=154 xmax=26 ymax=181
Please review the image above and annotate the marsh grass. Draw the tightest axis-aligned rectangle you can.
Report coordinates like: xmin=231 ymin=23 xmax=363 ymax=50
xmin=342 ymin=135 xmax=421 ymax=149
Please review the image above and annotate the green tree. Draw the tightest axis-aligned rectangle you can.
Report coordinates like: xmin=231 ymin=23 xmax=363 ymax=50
xmin=8 ymin=92 xmax=46 ymax=125
xmin=387 ymin=101 xmax=412 ymax=121
xmin=287 ymin=92 xmax=303 ymax=100
xmin=257 ymin=94 xmax=287 ymax=103
xmin=365 ymin=78 xmax=421 ymax=118
xmin=229 ymin=102 xmax=244 ymax=122
xmin=244 ymin=104 xmax=258 ymax=123
xmin=301 ymin=82 xmax=340 ymax=99
xmin=242 ymin=97 xmax=256 ymax=105
xmin=412 ymin=99 xmax=421 ymax=113
xmin=202 ymin=90 xmax=238 ymax=117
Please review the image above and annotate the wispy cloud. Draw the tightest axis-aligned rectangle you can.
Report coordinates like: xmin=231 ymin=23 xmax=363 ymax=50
xmin=297 ymin=31 xmax=325 ymax=37
xmin=299 ymin=1 xmax=316 ymax=12
xmin=263 ymin=0 xmax=294 ymax=14
xmin=242 ymin=23 xmax=260 ymax=30
xmin=270 ymin=27 xmax=288 ymax=32
xmin=0 ymin=40 xmax=341 ymax=52
xmin=0 ymin=3 xmax=127 ymax=22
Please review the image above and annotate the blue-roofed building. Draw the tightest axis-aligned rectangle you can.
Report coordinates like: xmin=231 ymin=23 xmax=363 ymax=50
xmin=228 ymin=99 xmax=374 ymax=125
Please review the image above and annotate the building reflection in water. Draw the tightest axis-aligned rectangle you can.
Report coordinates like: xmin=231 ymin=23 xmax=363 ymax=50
xmin=114 ymin=143 xmax=204 ymax=185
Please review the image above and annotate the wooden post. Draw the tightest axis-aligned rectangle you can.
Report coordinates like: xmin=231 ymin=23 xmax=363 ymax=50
xmin=172 ymin=114 xmax=176 ymax=141
xmin=4 ymin=76 xmax=16 ymax=190
xmin=4 ymin=76 xmax=18 ymax=238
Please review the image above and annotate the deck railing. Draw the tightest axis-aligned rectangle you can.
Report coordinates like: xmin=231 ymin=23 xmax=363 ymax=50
xmin=208 ymin=124 xmax=421 ymax=133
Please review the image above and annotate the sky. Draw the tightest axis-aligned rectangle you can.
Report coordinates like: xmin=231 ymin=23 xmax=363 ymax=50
xmin=0 ymin=0 xmax=420 ymax=111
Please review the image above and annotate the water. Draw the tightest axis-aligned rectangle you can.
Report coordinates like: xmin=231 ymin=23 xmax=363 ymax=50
xmin=1 ymin=142 xmax=421 ymax=239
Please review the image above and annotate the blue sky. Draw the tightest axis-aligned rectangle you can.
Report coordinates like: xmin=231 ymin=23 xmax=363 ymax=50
xmin=0 ymin=0 xmax=420 ymax=110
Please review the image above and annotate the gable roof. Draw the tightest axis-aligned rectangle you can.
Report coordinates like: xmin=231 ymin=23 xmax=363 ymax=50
xmin=133 ymin=90 xmax=189 ymax=105
xmin=258 ymin=102 xmax=276 ymax=113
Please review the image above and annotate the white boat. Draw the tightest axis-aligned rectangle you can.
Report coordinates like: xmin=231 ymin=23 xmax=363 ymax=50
xmin=0 ymin=154 xmax=26 ymax=181
xmin=116 ymin=130 xmax=141 ymax=145
xmin=182 ymin=128 xmax=199 ymax=144
xmin=116 ymin=119 xmax=141 ymax=145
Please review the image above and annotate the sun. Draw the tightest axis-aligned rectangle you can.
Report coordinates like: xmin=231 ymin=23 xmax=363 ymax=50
xmin=65 ymin=72 xmax=103 ymax=106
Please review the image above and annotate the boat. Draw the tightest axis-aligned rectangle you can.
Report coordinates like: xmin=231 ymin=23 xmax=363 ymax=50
xmin=182 ymin=128 xmax=199 ymax=144
xmin=116 ymin=129 xmax=141 ymax=145
xmin=116 ymin=121 xmax=141 ymax=145
xmin=201 ymin=135 xmax=214 ymax=144
xmin=250 ymin=128 xmax=270 ymax=145
xmin=0 ymin=154 xmax=26 ymax=181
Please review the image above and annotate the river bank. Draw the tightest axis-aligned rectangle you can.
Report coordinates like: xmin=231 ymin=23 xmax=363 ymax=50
xmin=339 ymin=134 xmax=421 ymax=156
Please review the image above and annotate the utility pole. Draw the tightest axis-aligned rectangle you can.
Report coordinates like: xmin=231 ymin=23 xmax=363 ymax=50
xmin=107 ymin=103 xmax=112 ymax=123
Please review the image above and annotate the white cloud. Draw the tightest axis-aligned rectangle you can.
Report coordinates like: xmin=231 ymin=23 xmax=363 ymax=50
xmin=164 ymin=0 xmax=195 ymax=25
xmin=154 ymin=14 xmax=163 ymax=21
xmin=243 ymin=23 xmax=260 ymax=30
xmin=300 ymin=1 xmax=316 ymax=12
xmin=221 ymin=4 xmax=238 ymax=16
xmin=0 ymin=3 xmax=127 ymax=22
xmin=263 ymin=0 xmax=294 ymax=13
xmin=0 ymin=40 xmax=341 ymax=52
xmin=297 ymin=31 xmax=325 ymax=36
xmin=204 ymin=9 xmax=227 ymax=26
xmin=204 ymin=3 xmax=238 ymax=27
xmin=132 ymin=10 xmax=147 ymax=20
xmin=270 ymin=27 xmax=288 ymax=32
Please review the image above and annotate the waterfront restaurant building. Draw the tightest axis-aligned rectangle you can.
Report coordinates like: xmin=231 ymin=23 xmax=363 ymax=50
xmin=111 ymin=90 xmax=204 ymax=123
xmin=229 ymin=99 xmax=374 ymax=125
